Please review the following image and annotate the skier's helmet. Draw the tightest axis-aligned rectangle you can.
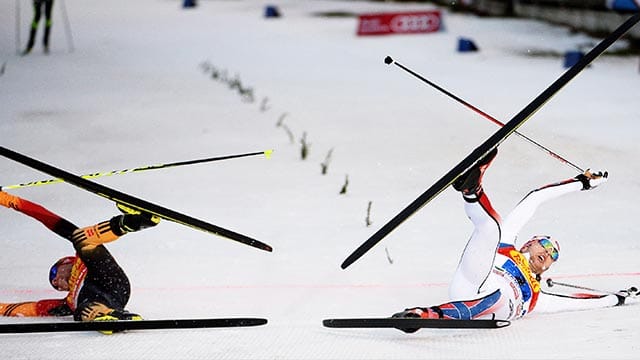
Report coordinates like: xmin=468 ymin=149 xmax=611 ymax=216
xmin=520 ymin=235 xmax=560 ymax=262
xmin=48 ymin=256 xmax=77 ymax=290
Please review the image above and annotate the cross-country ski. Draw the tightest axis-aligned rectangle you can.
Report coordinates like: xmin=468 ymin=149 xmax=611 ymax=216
xmin=322 ymin=317 xmax=510 ymax=330
xmin=2 ymin=1 xmax=639 ymax=358
xmin=0 ymin=317 xmax=268 ymax=334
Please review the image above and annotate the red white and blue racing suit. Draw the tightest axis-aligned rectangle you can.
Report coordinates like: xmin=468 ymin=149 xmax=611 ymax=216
xmin=439 ymin=177 xmax=619 ymax=320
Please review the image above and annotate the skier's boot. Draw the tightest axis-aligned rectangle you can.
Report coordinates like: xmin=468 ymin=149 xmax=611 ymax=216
xmin=80 ymin=302 xmax=143 ymax=335
xmin=391 ymin=306 xmax=443 ymax=333
xmin=115 ymin=203 xmax=160 ymax=232
xmin=453 ymin=148 xmax=498 ymax=199
xmin=22 ymin=28 xmax=37 ymax=56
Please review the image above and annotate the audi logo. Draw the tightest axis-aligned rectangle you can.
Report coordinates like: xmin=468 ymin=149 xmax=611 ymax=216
xmin=390 ymin=14 xmax=440 ymax=32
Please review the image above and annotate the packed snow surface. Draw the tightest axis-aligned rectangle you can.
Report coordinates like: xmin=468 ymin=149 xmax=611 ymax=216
xmin=1 ymin=1 xmax=639 ymax=359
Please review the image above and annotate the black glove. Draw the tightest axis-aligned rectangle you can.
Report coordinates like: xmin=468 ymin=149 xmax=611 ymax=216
xmin=615 ymin=286 xmax=638 ymax=306
xmin=575 ymin=170 xmax=608 ymax=190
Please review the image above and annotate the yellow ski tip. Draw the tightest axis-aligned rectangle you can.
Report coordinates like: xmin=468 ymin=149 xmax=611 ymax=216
xmin=264 ymin=150 xmax=274 ymax=159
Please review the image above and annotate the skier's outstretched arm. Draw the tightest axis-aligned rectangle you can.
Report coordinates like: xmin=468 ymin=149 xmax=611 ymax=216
xmin=501 ymin=170 xmax=608 ymax=244
xmin=535 ymin=287 xmax=638 ymax=314
xmin=0 ymin=190 xmax=79 ymax=238
xmin=1 ymin=299 xmax=72 ymax=317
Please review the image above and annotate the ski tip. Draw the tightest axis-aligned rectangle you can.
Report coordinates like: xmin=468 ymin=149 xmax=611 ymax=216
xmin=384 ymin=56 xmax=393 ymax=65
xmin=260 ymin=243 xmax=274 ymax=252
xmin=495 ymin=320 xmax=511 ymax=328
xmin=245 ymin=318 xmax=269 ymax=326
xmin=264 ymin=149 xmax=274 ymax=159
xmin=340 ymin=253 xmax=359 ymax=269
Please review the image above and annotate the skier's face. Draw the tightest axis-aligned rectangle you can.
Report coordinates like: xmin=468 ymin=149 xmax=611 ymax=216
xmin=50 ymin=263 xmax=73 ymax=291
xmin=523 ymin=242 xmax=556 ymax=275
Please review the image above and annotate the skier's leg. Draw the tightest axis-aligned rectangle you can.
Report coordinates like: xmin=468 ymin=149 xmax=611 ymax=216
xmin=449 ymin=149 xmax=501 ymax=300
xmin=449 ymin=192 xmax=501 ymax=300
xmin=394 ymin=288 xmax=502 ymax=321
xmin=42 ymin=0 xmax=54 ymax=51
xmin=74 ymin=245 xmax=140 ymax=326
xmin=24 ymin=1 xmax=43 ymax=54
xmin=70 ymin=211 xmax=159 ymax=252
xmin=391 ymin=289 xmax=504 ymax=333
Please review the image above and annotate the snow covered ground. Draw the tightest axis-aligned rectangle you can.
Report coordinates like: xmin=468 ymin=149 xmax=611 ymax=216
xmin=1 ymin=0 xmax=639 ymax=359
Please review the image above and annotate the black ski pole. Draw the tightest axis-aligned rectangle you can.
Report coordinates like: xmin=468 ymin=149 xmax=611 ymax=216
xmin=15 ymin=0 xmax=21 ymax=55
xmin=384 ymin=56 xmax=584 ymax=173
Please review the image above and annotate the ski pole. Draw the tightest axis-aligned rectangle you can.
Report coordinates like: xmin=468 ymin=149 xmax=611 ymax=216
xmin=384 ymin=56 xmax=584 ymax=173
xmin=59 ymin=0 xmax=74 ymax=53
xmin=1 ymin=150 xmax=273 ymax=191
xmin=546 ymin=278 xmax=637 ymax=297
xmin=15 ymin=0 xmax=21 ymax=55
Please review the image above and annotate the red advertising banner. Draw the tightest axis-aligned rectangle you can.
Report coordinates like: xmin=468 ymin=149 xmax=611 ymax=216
xmin=357 ymin=11 xmax=442 ymax=36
